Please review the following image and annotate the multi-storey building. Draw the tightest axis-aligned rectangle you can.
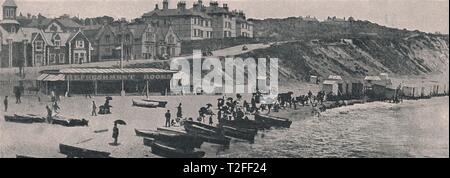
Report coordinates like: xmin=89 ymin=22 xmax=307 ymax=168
xmin=142 ymin=0 xmax=214 ymax=41
xmin=205 ymin=1 xmax=236 ymax=38
xmin=142 ymin=0 xmax=253 ymax=41
xmin=234 ymin=11 xmax=253 ymax=38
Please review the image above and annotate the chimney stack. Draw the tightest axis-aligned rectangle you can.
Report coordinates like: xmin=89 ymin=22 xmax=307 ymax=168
xmin=163 ymin=0 xmax=169 ymax=10
xmin=177 ymin=1 xmax=186 ymax=10
xmin=223 ymin=3 xmax=229 ymax=11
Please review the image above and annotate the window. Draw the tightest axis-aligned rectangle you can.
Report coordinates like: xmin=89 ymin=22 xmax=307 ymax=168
xmin=145 ymin=32 xmax=152 ymax=42
xmin=116 ymin=35 xmax=122 ymax=43
xmin=76 ymin=40 xmax=85 ymax=48
xmin=74 ymin=52 xmax=86 ymax=64
xmin=59 ymin=53 xmax=65 ymax=63
xmin=80 ymin=53 xmax=86 ymax=63
xmin=50 ymin=54 xmax=56 ymax=64
xmin=35 ymin=41 xmax=43 ymax=51
xmin=105 ymin=35 xmax=110 ymax=43
xmin=35 ymin=54 xmax=43 ymax=66
xmin=126 ymin=34 xmax=131 ymax=43
xmin=168 ymin=35 xmax=175 ymax=44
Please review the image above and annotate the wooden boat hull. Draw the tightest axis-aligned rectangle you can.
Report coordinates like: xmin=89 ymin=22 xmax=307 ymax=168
xmin=219 ymin=119 xmax=268 ymax=130
xmin=183 ymin=124 xmax=230 ymax=146
xmin=4 ymin=114 xmax=45 ymax=124
xmin=183 ymin=121 xmax=220 ymax=132
xmin=52 ymin=116 xmax=88 ymax=127
xmin=135 ymin=129 xmax=203 ymax=149
xmin=254 ymin=114 xmax=292 ymax=128
xmin=132 ymin=100 xmax=158 ymax=108
xmin=222 ymin=125 xmax=256 ymax=143
xmin=59 ymin=144 xmax=111 ymax=158
xmin=150 ymin=142 xmax=205 ymax=158
xmin=142 ymin=99 xmax=168 ymax=108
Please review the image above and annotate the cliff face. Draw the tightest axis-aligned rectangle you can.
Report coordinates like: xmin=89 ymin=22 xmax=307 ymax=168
xmin=239 ymin=35 xmax=449 ymax=81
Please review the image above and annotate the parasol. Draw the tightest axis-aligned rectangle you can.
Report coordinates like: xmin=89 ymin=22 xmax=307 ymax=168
xmin=114 ymin=120 xmax=127 ymax=125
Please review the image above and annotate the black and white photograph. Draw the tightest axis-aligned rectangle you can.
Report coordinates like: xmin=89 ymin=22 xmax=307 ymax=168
xmin=0 ymin=0 xmax=448 ymax=160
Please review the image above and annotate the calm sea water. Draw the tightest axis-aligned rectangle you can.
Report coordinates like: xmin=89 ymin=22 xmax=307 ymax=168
xmin=216 ymin=97 xmax=449 ymax=158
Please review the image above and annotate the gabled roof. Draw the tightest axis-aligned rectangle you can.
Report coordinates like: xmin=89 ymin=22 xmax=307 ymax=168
xmin=27 ymin=18 xmax=81 ymax=29
xmin=143 ymin=9 xmax=211 ymax=19
xmin=128 ymin=23 xmax=154 ymax=40
xmin=2 ymin=0 xmax=17 ymax=7
xmin=21 ymin=27 xmax=41 ymax=41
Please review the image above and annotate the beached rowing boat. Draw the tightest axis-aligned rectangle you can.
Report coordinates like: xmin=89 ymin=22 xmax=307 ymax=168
xmin=221 ymin=125 xmax=256 ymax=143
xmin=135 ymin=129 xmax=203 ymax=149
xmin=183 ymin=124 xmax=230 ymax=146
xmin=157 ymin=127 xmax=187 ymax=135
xmin=219 ymin=118 xmax=268 ymax=130
xmin=132 ymin=99 xmax=159 ymax=108
xmin=59 ymin=144 xmax=111 ymax=158
xmin=150 ymin=141 xmax=205 ymax=158
xmin=142 ymin=99 xmax=168 ymax=108
xmin=183 ymin=120 xmax=220 ymax=132
xmin=4 ymin=114 xmax=45 ymax=124
xmin=254 ymin=114 xmax=292 ymax=128
xmin=52 ymin=116 xmax=88 ymax=127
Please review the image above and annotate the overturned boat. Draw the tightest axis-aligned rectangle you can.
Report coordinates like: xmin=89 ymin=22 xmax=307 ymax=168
xmin=4 ymin=114 xmax=45 ymax=124
xmin=132 ymin=99 xmax=159 ymax=108
xmin=52 ymin=116 xmax=89 ymax=127
xmin=142 ymin=99 xmax=168 ymax=108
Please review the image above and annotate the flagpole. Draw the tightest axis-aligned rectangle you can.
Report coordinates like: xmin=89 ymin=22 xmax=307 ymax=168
xmin=120 ymin=42 xmax=125 ymax=96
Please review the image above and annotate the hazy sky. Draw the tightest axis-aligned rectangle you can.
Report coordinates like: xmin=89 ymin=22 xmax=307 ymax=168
xmin=7 ymin=0 xmax=450 ymax=34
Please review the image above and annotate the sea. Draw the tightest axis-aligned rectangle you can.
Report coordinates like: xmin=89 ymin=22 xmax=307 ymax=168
xmin=216 ymin=96 xmax=449 ymax=158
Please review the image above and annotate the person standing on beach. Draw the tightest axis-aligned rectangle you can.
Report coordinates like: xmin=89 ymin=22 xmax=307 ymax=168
xmin=112 ymin=123 xmax=119 ymax=145
xmin=15 ymin=87 xmax=22 ymax=104
xmin=209 ymin=115 xmax=213 ymax=126
xmin=176 ymin=103 xmax=182 ymax=118
xmin=3 ymin=96 xmax=8 ymax=112
xmin=165 ymin=110 xmax=171 ymax=127
xmin=53 ymin=101 xmax=60 ymax=114
xmin=46 ymin=105 xmax=53 ymax=123
xmin=92 ymin=101 xmax=97 ymax=116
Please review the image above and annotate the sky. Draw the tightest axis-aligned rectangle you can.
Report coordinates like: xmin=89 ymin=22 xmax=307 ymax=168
xmin=7 ymin=0 xmax=450 ymax=34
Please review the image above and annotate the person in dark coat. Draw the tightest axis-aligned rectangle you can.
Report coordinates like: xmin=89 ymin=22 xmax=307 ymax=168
xmin=112 ymin=123 xmax=119 ymax=145
xmin=3 ymin=96 xmax=8 ymax=112
xmin=176 ymin=103 xmax=182 ymax=118
xmin=165 ymin=110 xmax=171 ymax=127
xmin=46 ymin=105 xmax=53 ymax=124
xmin=208 ymin=115 xmax=213 ymax=126
xmin=92 ymin=101 xmax=97 ymax=116
xmin=14 ymin=87 xmax=21 ymax=104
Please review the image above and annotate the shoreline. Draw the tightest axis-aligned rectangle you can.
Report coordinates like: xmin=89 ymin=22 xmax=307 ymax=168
xmin=0 ymin=94 xmax=448 ymax=158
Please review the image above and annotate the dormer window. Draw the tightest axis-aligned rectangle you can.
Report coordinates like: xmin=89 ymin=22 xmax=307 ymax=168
xmin=35 ymin=41 xmax=43 ymax=51
xmin=54 ymin=35 xmax=61 ymax=49
xmin=76 ymin=40 xmax=85 ymax=48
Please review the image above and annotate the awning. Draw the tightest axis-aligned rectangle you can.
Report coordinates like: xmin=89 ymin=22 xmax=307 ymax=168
xmin=37 ymin=74 xmax=50 ymax=81
xmin=42 ymin=74 xmax=65 ymax=81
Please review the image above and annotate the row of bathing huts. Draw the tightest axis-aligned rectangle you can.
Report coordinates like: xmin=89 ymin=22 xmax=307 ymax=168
xmin=313 ymin=73 xmax=449 ymax=102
